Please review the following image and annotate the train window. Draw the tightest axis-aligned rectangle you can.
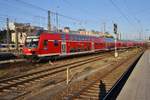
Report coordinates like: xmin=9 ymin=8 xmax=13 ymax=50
xmin=20 ymin=45 xmax=23 ymax=47
xmin=75 ymin=35 xmax=78 ymax=40
xmin=25 ymin=38 xmax=39 ymax=48
xmin=43 ymin=40 xmax=48 ymax=46
xmin=83 ymin=37 xmax=85 ymax=41
xmin=86 ymin=37 xmax=88 ymax=41
xmin=80 ymin=36 xmax=82 ymax=40
xmin=75 ymin=36 xmax=77 ymax=40
xmin=87 ymin=37 xmax=89 ymax=41
xmin=76 ymin=36 xmax=78 ymax=40
xmin=11 ymin=45 xmax=15 ymax=48
xmin=83 ymin=36 xmax=85 ymax=41
xmin=71 ymin=35 xmax=73 ymax=40
xmin=77 ymin=36 xmax=80 ymax=41
xmin=70 ymin=35 xmax=73 ymax=40
xmin=79 ymin=36 xmax=81 ymax=40
xmin=69 ymin=35 xmax=71 ymax=40
xmin=81 ymin=36 xmax=82 ymax=41
xmin=74 ymin=35 xmax=76 ymax=40
xmin=2 ymin=45 xmax=6 ymax=48
xmin=79 ymin=36 xmax=81 ymax=41
xmin=61 ymin=34 xmax=65 ymax=40
xmin=77 ymin=35 xmax=79 ymax=41
xmin=71 ymin=35 xmax=74 ymax=40
xmin=54 ymin=40 xmax=59 ymax=46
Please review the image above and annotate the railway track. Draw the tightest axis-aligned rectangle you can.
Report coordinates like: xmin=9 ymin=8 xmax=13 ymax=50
xmin=0 ymin=52 xmax=112 ymax=99
xmin=63 ymin=50 xmax=143 ymax=100
xmin=0 ymin=59 xmax=25 ymax=65
xmin=0 ymin=49 xmax=129 ymax=79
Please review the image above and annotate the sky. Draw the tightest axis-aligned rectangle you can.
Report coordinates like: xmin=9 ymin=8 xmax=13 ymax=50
xmin=0 ymin=0 xmax=150 ymax=40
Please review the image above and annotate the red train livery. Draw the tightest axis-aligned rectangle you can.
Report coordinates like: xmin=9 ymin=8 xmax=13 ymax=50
xmin=22 ymin=31 xmax=144 ymax=59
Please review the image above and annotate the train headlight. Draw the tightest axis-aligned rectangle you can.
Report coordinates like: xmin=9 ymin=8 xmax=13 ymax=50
xmin=28 ymin=49 xmax=31 ymax=52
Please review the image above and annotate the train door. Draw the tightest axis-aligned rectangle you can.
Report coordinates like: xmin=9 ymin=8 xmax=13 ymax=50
xmin=92 ymin=42 xmax=94 ymax=51
xmin=105 ymin=42 xmax=108 ymax=50
xmin=61 ymin=34 xmax=66 ymax=54
xmin=61 ymin=42 xmax=66 ymax=54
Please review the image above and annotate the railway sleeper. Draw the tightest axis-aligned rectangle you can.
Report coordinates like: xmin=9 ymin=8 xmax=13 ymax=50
xmin=78 ymin=94 xmax=99 ymax=99
xmin=0 ymin=83 xmax=9 ymax=86
xmin=82 ymin=91 xmax=100 ymax=96
xmin=10 ymin=87 xmax=18 ymax=90
xmin=86 ymin=89 xmax=109 ymax=93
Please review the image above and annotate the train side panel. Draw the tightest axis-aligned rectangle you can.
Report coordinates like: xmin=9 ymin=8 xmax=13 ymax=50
xmin=38 ymin=33 xmax=61 ymax=57
xmin=22 ymin=31 xmax=145 ymax=60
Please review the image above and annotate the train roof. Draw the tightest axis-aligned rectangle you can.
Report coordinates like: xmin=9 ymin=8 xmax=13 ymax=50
xmin=28 ymin=31 xmax=144 ymax=43
xmin=28 ymin=30 xmax=105 ymax=38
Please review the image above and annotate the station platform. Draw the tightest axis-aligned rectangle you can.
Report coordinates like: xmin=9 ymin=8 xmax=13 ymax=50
xmin=117 ymin=49 xmax=150 ymax=100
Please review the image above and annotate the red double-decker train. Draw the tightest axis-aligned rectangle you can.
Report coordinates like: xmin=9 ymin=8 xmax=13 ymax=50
xmin=22 ymin=31 xmax=144 ymax=60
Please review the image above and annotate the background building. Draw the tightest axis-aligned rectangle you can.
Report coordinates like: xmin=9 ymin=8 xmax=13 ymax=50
xmin=9 ymin=22 xmax=44 ymax=44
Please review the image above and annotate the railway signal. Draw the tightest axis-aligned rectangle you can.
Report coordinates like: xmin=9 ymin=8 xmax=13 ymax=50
xmin=114 ymin=23 xmax=117 ymax=34
xmin=114 ymin=23 xmax=118 ymax=57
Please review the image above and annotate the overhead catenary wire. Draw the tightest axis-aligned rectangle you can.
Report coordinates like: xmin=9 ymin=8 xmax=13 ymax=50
xmin=14 ymin=0 xmax=47 ymax=12
xmin=0 ymin=0 xmax=46 ymax=19
xmin=122 ymin=0 xmax=143 ymax=25
xmin=108 ymin=0 xmax=133 ymax=25
xmin=0 ymin=0 xmax=85 ymax=29
xmin=122 ymin=0 xmax=144 ymax=40
xmin=62 ymin=0 xmax=93 ymax=15
xmin=62 ymin=0 xmax=103 ymax=26
xmin=12 ymin=0 xmax=86 ymax=23
xmin=0 ymin=0 xmax=100 ymax=30
xmin=0 ymin=1 xmax=48 ymax=29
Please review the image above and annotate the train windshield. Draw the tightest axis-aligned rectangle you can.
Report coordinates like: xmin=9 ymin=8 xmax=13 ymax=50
xmin=25 ymin=38 xmax=39 ymax=48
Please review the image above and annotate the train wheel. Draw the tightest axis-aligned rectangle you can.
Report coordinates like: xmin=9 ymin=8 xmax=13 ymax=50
xmin=51 ymin=56 xmax=57 ymax=61
xmin=26 ymin=55 xmax=39 ymax=63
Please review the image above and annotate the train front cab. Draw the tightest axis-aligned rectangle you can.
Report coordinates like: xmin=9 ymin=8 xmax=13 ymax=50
xmin=23 ymin=36 xmax=40 ymax=59
xmin=23 ymin=33 xmax=62 ymax=60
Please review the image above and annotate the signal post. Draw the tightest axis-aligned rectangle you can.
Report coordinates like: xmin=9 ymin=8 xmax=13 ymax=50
xmin=114 ymin=23 xmax=118 ymax=57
